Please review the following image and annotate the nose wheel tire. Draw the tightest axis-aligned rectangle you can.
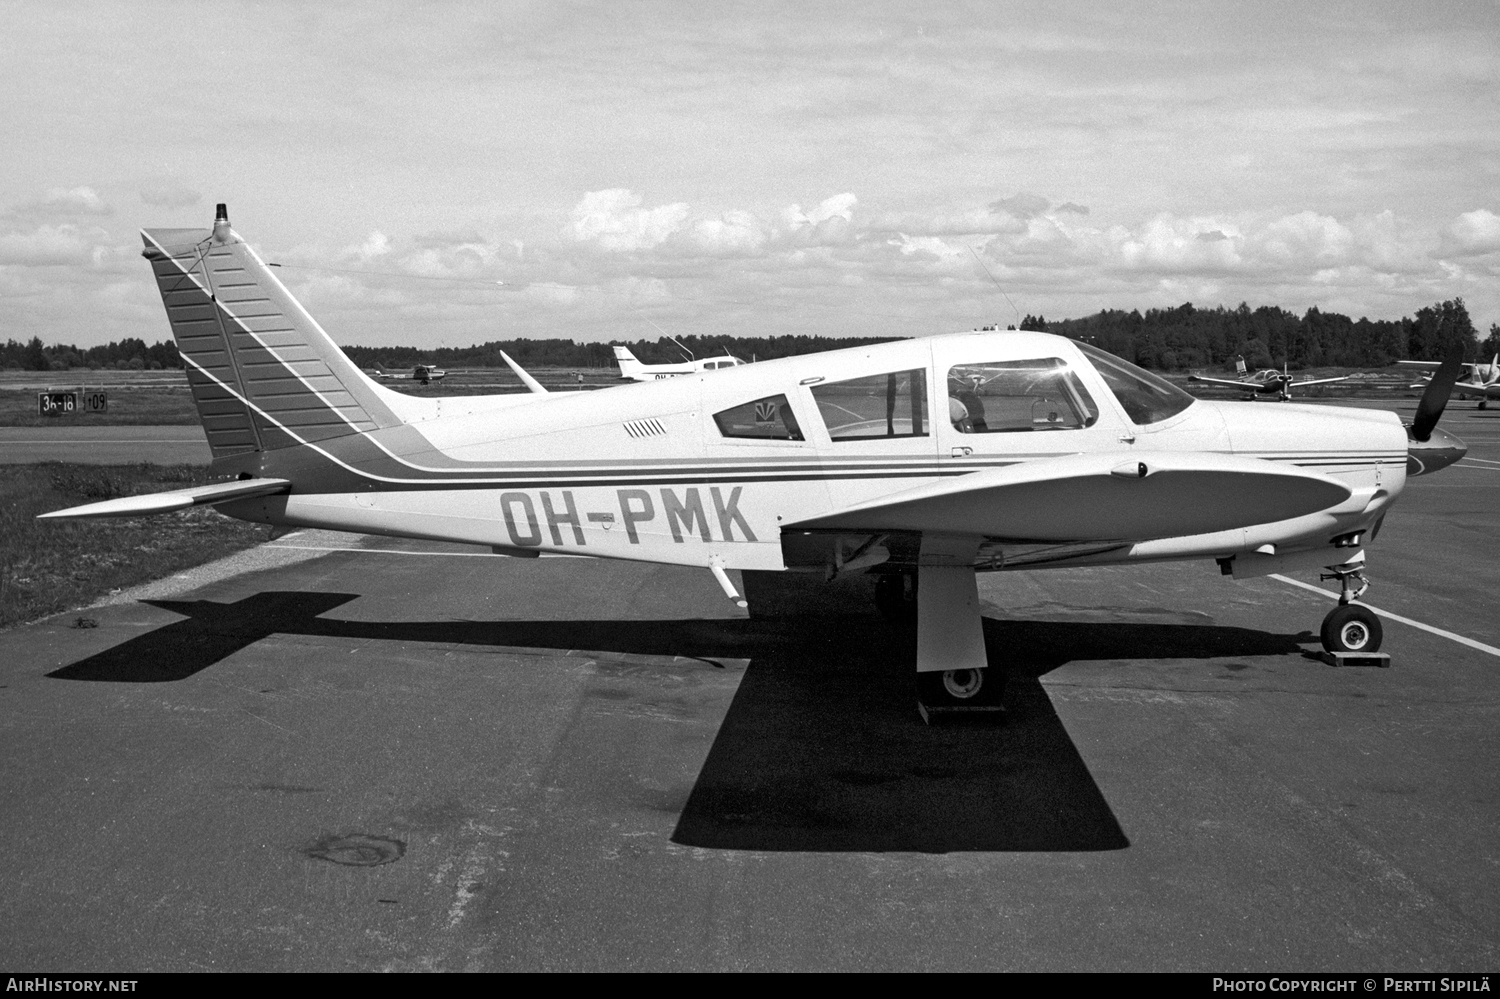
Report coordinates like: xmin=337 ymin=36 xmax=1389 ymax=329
xmin=1320 ymin=604 xmax=1383 ymax=654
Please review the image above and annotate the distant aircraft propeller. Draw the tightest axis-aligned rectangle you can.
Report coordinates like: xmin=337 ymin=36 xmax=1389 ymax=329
xmin=1405 ymin=342 xmax=1467 ymax=476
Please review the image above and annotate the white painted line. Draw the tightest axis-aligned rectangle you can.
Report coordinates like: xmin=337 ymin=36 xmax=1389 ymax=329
xmin=1270 ymin=574 xmax=1500 ymax=658
xmin=264 ymin=543 xmax=583 ymax=559
xmin=1456 ymin=462 xmax=1500 ymax=471
xmin=266 ymin=543 xmax=498 ymax=558
xmin=1463 ymin=456 xmax=1500 ymax=465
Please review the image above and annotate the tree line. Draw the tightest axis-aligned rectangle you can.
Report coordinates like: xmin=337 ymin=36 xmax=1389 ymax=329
xmin=6 ymin=298 xmax=1497 ymax=374
xmin=1030 ymin=298 xmax=1498 ymax=370
xmin=0 ymin=336 xmax=180 ymax=372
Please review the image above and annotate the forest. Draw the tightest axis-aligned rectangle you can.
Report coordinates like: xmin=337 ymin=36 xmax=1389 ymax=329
xmin=5 ymin=298 xmax=1496 ymax=374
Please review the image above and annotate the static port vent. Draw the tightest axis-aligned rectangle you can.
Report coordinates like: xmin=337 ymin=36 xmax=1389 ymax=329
xmin=623 ymin=418 xmax=666 ymax=439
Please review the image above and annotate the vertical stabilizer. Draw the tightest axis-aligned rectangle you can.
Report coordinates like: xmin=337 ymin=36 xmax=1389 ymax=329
xmin=613 ymin=345 xmax=644 ymax=380
xmin=141 ymin=205 xmax=418 ymax=460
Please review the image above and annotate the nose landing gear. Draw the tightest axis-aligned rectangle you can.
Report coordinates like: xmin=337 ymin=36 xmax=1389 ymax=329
xmin=1318 ymin=560 xmax=1385 ymax=656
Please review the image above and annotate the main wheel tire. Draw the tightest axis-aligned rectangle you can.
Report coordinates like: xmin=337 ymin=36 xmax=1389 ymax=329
xmin=1320 ymin=604 xmax=1383 ymax=653
xmin=916 ymin=667 xmax=1006 ymax=708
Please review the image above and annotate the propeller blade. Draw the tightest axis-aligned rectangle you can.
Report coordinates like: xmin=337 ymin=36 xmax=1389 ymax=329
xmin=1409 ymin=342 xmax=1464 ymax=442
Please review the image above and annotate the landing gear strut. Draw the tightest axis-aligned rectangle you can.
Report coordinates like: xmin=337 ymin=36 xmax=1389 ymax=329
xmin=903 ymin=544 xmax=1007 ymax=722
xmin=1318 ymin=560 xmax=1383 ymax=654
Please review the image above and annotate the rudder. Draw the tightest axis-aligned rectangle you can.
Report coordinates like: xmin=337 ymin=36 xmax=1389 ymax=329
xmin=142 ymin=205 xmax=406 ymax=460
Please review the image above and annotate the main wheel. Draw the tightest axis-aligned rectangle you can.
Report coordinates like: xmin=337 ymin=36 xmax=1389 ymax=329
xmin=1320 ymin=604 xmax=1383 ymax=653
xmin=916 ymin=667 xmax=1006 ymax=709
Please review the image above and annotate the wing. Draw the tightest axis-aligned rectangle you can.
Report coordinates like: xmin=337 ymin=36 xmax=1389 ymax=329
xmin=1187 ymin=374 xmax=1254 ymax=388
xmin=784 ymin=452 xmax=1350 ymax=543
xmin=1293 ymin=375 xmax=1350 ymax=386
xmin=1398 ymin=360 xmax=1479 ymax=376
xmin=39 ymin=478 xmax=291 ymax=520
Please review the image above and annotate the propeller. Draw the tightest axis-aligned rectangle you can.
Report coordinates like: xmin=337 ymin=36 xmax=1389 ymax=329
xmin=1409 ymin=341 xmax=1463 ymax=442
xmin=1405 ymin=341 xmax=1468 ymax=476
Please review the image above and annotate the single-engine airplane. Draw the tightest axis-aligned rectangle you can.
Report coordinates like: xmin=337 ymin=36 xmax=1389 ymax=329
xmin=1189 ymin=357 xmax=1349 ymax=401
xmin=40 ymin=206 xmax=1469 ymax=717
xmin=374 ymin=363 xmax=446 ymax=385
xmin=614 ymin=344 xmax=745 ymax=381
xmin=1400 ymin=354 xmax=1500 ymax=409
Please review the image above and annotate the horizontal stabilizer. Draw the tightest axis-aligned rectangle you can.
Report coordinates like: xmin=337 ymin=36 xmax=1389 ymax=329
xmin=786 ymin=452 xmax=1351 ymax=542
xmin=38 ymin=478 xmax=291 ymax=520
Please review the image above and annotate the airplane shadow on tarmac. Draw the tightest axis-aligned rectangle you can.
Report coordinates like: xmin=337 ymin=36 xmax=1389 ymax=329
xmin=47 ymin=571 xmax=1312 ymax=854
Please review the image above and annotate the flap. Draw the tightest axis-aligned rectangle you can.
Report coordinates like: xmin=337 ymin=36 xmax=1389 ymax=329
xmin=37 ymin=478 xmax=291 ymax=520
xmin=785 ymin=452 xmax=1350 ymax=543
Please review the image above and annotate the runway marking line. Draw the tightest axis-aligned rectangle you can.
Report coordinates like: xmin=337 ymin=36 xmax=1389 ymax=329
xmin=1270 ymin=574 xmax=1500 ymax=658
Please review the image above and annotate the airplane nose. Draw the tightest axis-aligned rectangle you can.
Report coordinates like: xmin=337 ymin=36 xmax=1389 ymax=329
xmin=1406 ymin=426 xmax=1467 ymax=476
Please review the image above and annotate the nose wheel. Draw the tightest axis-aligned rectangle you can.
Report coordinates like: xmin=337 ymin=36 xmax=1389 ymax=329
xmin=1318 ymin=561 xmax=1382 ymax=654
xmin=1321 ymin=604 xmax=1383 ymax=653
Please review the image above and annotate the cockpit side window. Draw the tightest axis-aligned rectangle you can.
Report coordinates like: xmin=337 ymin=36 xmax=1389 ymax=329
xmin=1074 ymin=341 xmax=1195 ymax=425
xmin=810 ymin=368 xmax=929 ymax=441
xmin=713 ymin=394 xmax=803 ymax=440
xmin=946 ymin=358 xmax=1098 ymax=434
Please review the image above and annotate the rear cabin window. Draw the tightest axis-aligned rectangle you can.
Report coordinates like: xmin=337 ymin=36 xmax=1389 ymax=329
xmin=946 ymin=358 xmax=1098 ymax=433
xmin=713 ymin=394 xmax=803 ymax=440
xmin=810 ymin=369 xmax=929 ymax=441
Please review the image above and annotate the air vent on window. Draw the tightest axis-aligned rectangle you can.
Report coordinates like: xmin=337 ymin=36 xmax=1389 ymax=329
xmin=623 ymin=418 xmax=667 ymax=439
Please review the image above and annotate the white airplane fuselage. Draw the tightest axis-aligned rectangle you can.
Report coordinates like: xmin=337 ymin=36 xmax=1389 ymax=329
xmin=222 ymin=332 xmax=1411 ymax=580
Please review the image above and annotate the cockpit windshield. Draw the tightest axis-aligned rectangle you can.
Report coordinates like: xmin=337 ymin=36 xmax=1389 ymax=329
xmin=1074 ymin=341 xmax=1195 ymax=425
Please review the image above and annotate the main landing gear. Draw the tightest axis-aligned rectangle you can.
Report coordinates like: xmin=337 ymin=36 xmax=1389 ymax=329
xmin=1318 ymin=560 xmax=1383 ymax=655
xmin=876 ymin=548 xmax=1006 ymax=723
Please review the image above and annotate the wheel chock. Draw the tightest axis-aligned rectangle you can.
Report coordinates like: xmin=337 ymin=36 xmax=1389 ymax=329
xmin=1317 ymin=651 xmax=1391 ymax=668
xmin=916 ymin=701 xmax=1006 ymax=725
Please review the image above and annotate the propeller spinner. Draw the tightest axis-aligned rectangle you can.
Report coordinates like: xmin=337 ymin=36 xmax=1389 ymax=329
xmin=1406 ymin=342 xmax=1468 ymax=476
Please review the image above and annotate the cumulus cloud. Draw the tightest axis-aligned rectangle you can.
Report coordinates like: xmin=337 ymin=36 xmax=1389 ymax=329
xmin=139 ymin=184 xmax=202 ymax=209
xmin=691 ymin=210 xmax=768 ymax=255
xmin=1118 ymin=216 xmax=1245 ymax=273
xmin=785 ymin=193 xmax=857 ymax=228
xmin=349 ymin=231 xmax=391 ymax=260
xmin=1252 ymin=211 xmax=1353 ymax=266
xmin=42 ymin=186 xmax=111 ymax=215
xmin=571 ymin=189 xmax=690 ymax=252
xmin=991 ymin=193 xmax=1051 ymax=220
xmin=0 ymin=224 xmax=107 ymax=266
xmin=1445 ymin=209 xmax=1500 ymax=256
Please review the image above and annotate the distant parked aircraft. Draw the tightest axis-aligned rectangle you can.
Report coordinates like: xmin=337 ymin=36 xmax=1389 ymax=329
xmin=613 ymin=345 xmax=745 ymax=381
xmin=1399 ymin=354 xmax=1500 ymax=409
xmin=1189 ymin=357 xmax=1348 ymax=401
xmin=375 ymin=364 xmax=446 ymax=385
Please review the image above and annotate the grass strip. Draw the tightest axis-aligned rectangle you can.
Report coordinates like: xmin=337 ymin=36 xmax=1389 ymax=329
xmin=1 ymin=462 xmax=272 ymax=629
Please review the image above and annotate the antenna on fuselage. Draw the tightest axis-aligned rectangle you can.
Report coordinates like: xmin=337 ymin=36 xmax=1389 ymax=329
xmin=968 ymin=245 xmax=1022 ymax=331
xmin=641 ymin=317 xmax=695 ymax=362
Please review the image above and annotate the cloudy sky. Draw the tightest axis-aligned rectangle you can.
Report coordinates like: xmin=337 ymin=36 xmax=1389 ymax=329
xmin=3 ymin=1 xmax=1497 ymax=349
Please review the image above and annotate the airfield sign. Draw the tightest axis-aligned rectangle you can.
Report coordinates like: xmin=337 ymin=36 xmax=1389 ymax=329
xmin=38 ymin=389 xmax=107 ymax=416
